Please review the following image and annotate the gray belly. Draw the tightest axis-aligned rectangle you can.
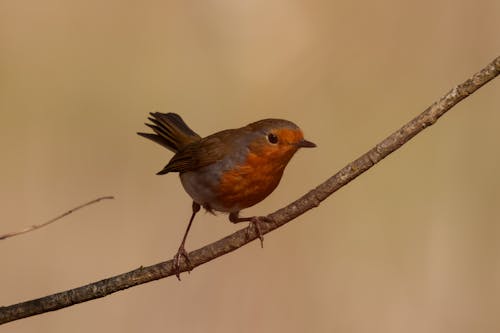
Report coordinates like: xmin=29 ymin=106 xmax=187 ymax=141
xmin=179 ymin=147 xmax=250 ymax=213
xmin=180 ymin=165 xmax=235 ymax=212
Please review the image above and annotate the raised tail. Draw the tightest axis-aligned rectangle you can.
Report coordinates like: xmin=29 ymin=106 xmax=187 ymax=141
xmin=138 ymin=112 xmax=201 ymax=153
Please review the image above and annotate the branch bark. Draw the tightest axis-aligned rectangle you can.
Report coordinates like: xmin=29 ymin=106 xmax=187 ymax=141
xmin=1 ymin=56 xmax=499 ymax=325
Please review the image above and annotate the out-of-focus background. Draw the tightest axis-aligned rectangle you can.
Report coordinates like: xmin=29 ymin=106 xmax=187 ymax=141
xmin=1 ymin=1 xmax=499 ymax=332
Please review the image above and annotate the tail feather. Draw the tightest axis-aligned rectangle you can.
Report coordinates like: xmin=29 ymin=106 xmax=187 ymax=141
xmin=137 ymin=112 xmax=201 ymax=153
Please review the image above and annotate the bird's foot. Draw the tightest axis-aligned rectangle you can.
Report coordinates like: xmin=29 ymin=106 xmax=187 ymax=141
xmin=246 ymin=216 xmax=272 ymax=248
xmin=173 ymin=246 xmax=191 ymax=281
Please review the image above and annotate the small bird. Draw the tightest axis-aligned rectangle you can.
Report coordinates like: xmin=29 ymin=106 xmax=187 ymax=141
xmin=138 ymin=112 xmax=316 ymax=279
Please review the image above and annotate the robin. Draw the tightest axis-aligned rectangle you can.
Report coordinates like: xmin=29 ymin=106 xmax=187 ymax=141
xmin=138 ymin=112 xmax=316 ymax=279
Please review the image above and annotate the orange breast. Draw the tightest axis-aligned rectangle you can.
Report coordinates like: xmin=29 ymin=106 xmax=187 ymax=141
xmin=216 ymin=150 xmax=288 ymax=211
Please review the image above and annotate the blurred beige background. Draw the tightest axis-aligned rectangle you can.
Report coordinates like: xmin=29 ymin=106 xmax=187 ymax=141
xmin=1 ymin=1 xmax=499 ymax=332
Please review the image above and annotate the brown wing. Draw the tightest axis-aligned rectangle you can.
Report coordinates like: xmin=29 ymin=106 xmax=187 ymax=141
xmin=157 ymin=130 xmax=234 ymax=174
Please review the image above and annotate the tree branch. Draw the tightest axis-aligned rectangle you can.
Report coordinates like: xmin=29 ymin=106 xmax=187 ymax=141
xmin=0 ymin=196 xmax=114 ymax=240
xmin=1 ymin=56 xmax=499 ymax=325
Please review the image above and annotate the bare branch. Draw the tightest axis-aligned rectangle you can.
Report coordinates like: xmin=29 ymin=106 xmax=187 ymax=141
xmin=1 ymin=56 xmax=499 ymax=325
xmin=0 ymin=196 xmax=114 ymax=240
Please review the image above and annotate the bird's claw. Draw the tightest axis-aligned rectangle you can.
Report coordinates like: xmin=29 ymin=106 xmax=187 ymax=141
xmin=246 ymin=216 xmax=272 ymax=248
xmin=173 ymin=246 xmax=192 ymax=281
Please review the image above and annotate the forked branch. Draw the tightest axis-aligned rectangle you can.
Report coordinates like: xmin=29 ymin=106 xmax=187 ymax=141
xmin=1 ymin=56 xmax=499 ymax=325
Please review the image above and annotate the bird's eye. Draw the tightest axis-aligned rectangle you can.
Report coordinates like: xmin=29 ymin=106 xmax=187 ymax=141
xmin=267 ymin=133 xmax=278 ymax=144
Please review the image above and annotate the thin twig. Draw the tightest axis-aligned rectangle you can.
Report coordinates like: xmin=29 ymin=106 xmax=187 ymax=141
xmin=0 ymin=196 xmax=114 ymax=240
xmin=1 ymin=56 xmax=499 ymax=325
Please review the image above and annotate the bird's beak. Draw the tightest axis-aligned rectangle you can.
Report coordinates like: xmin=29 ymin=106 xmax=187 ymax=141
xmin=297 ymin=139 xmax=316 ymax=148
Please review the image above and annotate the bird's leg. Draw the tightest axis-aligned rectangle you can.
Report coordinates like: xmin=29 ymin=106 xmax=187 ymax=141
xmin=229 ymin=212 xmax=272 ymax=248
xmin=173 ymin=201 xmax=200 ymax=280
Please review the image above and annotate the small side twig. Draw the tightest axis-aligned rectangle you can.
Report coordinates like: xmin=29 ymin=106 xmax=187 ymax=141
xmin=0 ymin=196 xmax=114 ymax=240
